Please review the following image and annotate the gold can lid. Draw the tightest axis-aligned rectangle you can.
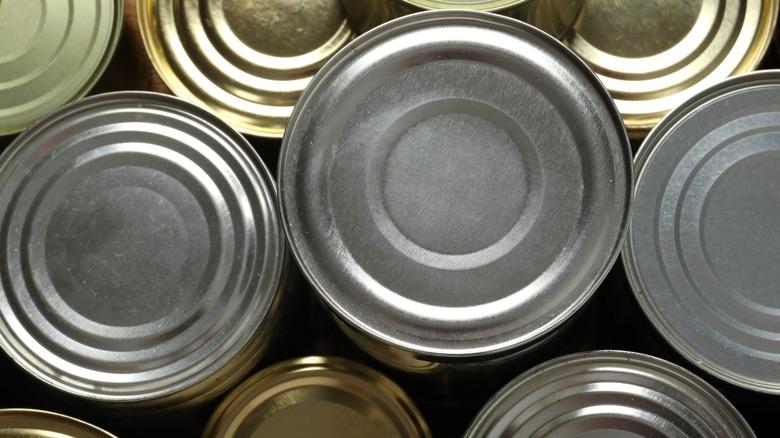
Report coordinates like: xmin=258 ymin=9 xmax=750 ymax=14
xmin=203 ymin=356 xmax=431 ymax=438
xmin=564 ymin=0 xmax=777 ymax=137
xmin=0 ymin=409 xmax=116 ymax=438
xmin=137 ymin=0 xmax=354 ymax=138
xmin=0 ymin=0 xmax=123 ymax=135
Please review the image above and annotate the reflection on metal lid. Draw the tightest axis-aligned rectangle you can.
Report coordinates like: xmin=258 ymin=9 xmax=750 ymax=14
xmin=0 ymin=409 xmax=117 ymax=438
xmin=624 ymin=71 xmax=780 ymax=395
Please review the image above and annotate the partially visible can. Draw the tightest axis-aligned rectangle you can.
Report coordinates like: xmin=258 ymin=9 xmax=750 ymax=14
xmin=340 ymin=0 xmax=584 ymax=38
xmin=202 ymin=356 xmax=431 ymax=438
xmin=0 ymin=0 xmax=123 ymax=135
xmin=464 ymin=351 xmax=754 ymax=437
xmin=564 ymin=0 xmax=778 ymax=139
xmin=0 ymin=409 xmax=116 ymax=438
xmin=0 ymin=92 xmax=290 ymax=411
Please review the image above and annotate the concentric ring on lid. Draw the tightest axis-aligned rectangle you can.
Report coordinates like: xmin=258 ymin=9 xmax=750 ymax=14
xmin=279 ymin=11 xmax=632 ymax=359
xmin=0 ymin=409 xmax=117 ymax=438
xmin=0 ymin=92 xmax=286 ymax=406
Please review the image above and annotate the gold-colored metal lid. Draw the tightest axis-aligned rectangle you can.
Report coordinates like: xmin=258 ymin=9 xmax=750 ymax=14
xmin=202 ymin=356 xmax=431 ymax=438
xmin=137 ymin=0 xmax=354 ymax=138
xmin=0 ymin=0 xmax=123 ymax=135
xmin=0 ymin=409 xmax=116 ymax=438
xmin=564 ymin=0 xmax=778 ymax=137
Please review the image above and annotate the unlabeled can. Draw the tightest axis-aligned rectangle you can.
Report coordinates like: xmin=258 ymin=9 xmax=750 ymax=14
xmin=564 ymin=0 xmax=778 ymax=139
xmin=623 ymin=70 xmax=780 ymax=395
xmin=136 ymin=0 xmax=355 ymax=138
xmin=202 ymin=356 xmax=431 ymax=438
xmin=0 ymin=92 xmax=290 ymax=410
xmin=0 ymin=409 xmax=116 ymax=438
xmin=464 ymin=351 xmax=755 ymax=437
xmin=0 ymin=0 xmax=123 ymax=135
xmin=340 ymin=0 xmax=583 ymax=38
xmin=279 ymin=10 xmax=632 ymax=399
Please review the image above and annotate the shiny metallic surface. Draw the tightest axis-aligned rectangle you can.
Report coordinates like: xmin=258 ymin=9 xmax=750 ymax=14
xmin=564 ymin=0 xmax=777 ymax=138
xmin=340 ymin=0 xmax=583 ymax=38
xmin=0 ymin=0 xmax=123 ymax=135
xmin=202 ymin=356 xmax=431 ymax=438
xmin=624 ymin=71 xmax=780 ymax=395
xmin=464 ymin=351 xmax=755 ymax=437
xmin=279 ymin=11 xmax=631 ymax=367
xmin=136 ymin=0 xmax=354 ymax=138
xmin=0 ymin=409 xmax=117 ymax=438
xmin=0 ymin=92 xmax=288 ymax=408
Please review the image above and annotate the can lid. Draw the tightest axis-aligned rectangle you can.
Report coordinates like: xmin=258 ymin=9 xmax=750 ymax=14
xmin=0 ymin=0 xmax=123 ymax=135
xmin=624 ymin=70 xmax=780 ymax=395
xmin=136 ymin=0 xmax=354 ymax=138
xmin=0 ymin=409 xmax=117 ymax=438
xmin=279 ymin=11 xmax=632 ymax=358
xmin=464 ymin=351 xmax=755 ymax=437
xmin=403 ymin=0 xmax=528 ymax=9
xmin=203 ymin=356 xmax=431 ymax=438
xmin=564 ymin=0 xmax=777 ymax=136
xmin=0 ymin=92 xmax=285 ymax=404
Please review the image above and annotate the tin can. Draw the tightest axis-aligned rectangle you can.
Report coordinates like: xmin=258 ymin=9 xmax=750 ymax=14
xmin=279 ymin=10 xmax=632 ymax=399
xmin=339 ymin=0 xmax=584 ymax=39
xmin=0 ymin=409 xmax=117 ymax=438
xmin=464 ymin=351 xmax=755 ymax=437
xmin=623 ymin=70 xmax=780 ymax=396
xmin=564 ymin=0 xmax=778 ymax=139
xmin=136 ymin=0 xmax=355 ymax=138
xmin=0 ymin=0 xmax=123 ymax=135
xmin=0 ymin=92 xmax=290 ymax=411
xmin=202 ymin=356 xmax=431 ymax=437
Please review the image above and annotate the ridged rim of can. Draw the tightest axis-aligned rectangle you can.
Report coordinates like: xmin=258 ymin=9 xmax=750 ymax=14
xmin=564 ymin=0 xmax=778 ymax=137
xmin=402 ymin=0 xmax=532 ymax=10
xmin=0 ymin=91 xmax=286 ymax=406
xmin=279 ymin=10 xmax=632 ymax=359
xmin=136 ymin=0 xmax=355 ymax=138
xmin=464 ymin=350 xmax=755 ymax=437
xmin=623 ymin=69 xmax=780 ymax=395
xmin=0 ymin=409 xmax=117 ymax=438
xmin=0 ymin=0 xmax=124 ymax=135
xmin=202 ymin=356 xmax=432 ymax=437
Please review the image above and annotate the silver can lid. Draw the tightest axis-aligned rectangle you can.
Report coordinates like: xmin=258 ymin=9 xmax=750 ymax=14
xmin=279 ymin=11 xmax=632 ymax=358
xmin=464 ymin=351 xmax=754 ymax=437
xmin=0 ymin=92 xmax=285 ymax=404
xmin=624 ymin=70 xmax=780 ymax=395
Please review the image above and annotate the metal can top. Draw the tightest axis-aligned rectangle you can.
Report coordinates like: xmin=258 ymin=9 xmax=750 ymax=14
xmin=402 ymin=0 xmax=531 ymax=9
xmin=464 ymin=351 xmax=755 ymax=437
xmin=564 ymin=0 xmax=777 ymax=137
xmin=279 ymin=11 xmax=632 ymax=359
xmin=136 ymin=0 xmax=355 ymax=138
xmin=0 ymin=92 xmax=286 ymax=407
xmin=0 ymin=409 xmax=116 ymax=438
xmin=202 ymin=356 xmax=431 ymax=438
xmin=624 ymin=70 xmax=780 ymax=395
xmin=0 ymin=0 xmax=123 ymax=135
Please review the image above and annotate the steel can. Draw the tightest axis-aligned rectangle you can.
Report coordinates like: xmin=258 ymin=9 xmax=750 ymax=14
xmin=564 ymin=0 xmax=778 ymax=139
xmin=464 ymin=351 xmax=755 ymax=437
xmin=0 ymin=0 xmax=123 ymax=135
xmin=0 ymin=92 xmax=290 ymax=411
xmin=279 ymin=10 xmax=632 ymax=399
xmin=623 ymin=70 xmax=780 ymax=396
xmin=0 ymin=409 xmax=117 ymax=438
xmin=136 ymin=0 xmax=355 ymax=138
xmin=202 ymin=356 xmax=431 ymax=438
xmin=340 ymin=0 xmax=584 ymax=39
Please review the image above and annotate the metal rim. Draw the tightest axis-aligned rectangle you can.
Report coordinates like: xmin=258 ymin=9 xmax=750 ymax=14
xmin=0 ymin=409 xmax=117 ymax=438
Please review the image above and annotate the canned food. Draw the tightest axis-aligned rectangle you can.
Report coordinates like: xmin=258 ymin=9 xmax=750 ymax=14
xmin=202 ymin=356 xmax=431 ymax=438
xmin=0 ymin=92 xmax=289 ymax=410
xmin=136 ymin=0 xmax=355 ymax=138
xmin=340 ymin=0 xmax=583 ymax=39
xmin=464 ymin=351 xmax=754 ymax=437
xmin=0 ymin=409 xmax=116 ymax=438
xmin=279 ymin=10 xmax=632 ymax=397
xmin=623 ymin=70 xmax=780 ymax=395
xmin=564 ymin=0 xmax=778 ymax=139
xmin=0 ymin=0 xmax=123 ymax=135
